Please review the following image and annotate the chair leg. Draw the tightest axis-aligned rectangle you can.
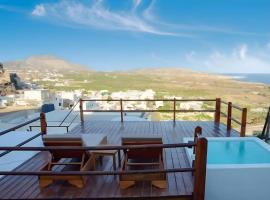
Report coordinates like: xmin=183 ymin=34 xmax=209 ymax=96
xmin=117 ymin=150 xmax=121 ymax=167
xmin=68 ymin=179 xmax=84 ymax=188
xmin=99 ymin=156 xmax=103 ymax=165
xmin=93 ymin=154 xmax=96 ymax=170
xmin=152 ymin=180 xmax=167 ymax=189
xmin=39 ymin=177 xmax=53 ymax=188
xmin=120 ymin=180 xmax=135 ymax=189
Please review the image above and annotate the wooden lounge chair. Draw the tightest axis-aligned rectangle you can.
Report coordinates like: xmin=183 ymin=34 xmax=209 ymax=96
xmin=39 ymin=134 xmax=107 ymax=188
xmin=119 ymin=135 xmax=166 ymax=189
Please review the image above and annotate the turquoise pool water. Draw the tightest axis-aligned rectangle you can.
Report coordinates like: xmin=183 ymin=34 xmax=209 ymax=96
xmin=207 ymin=140 xmax=270 ymax=164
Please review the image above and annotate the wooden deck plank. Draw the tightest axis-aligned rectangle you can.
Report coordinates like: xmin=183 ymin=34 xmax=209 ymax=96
xmin=0 ymin=121 xmax=239 ymax=199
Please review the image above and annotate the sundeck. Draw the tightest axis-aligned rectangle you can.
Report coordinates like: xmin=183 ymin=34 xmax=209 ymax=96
xmin=0 ymin=98 xmax=247 ymax=200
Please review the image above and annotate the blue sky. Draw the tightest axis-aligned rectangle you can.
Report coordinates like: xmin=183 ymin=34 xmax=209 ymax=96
xmin=0 ymin=0 xmax=270 ymax=73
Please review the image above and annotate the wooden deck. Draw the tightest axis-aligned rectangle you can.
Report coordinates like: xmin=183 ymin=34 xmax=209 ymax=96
xmin=0 ymin=121 xmax=239 ymax=199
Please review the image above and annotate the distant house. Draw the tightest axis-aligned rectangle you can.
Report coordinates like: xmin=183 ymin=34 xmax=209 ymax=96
xmin=24 ymin=89 xmax=50 ymax=102
xmin=84 ymin=101 xmax=99 ymax=110
xmin=0 ymin=96 xmax=14 ymax=107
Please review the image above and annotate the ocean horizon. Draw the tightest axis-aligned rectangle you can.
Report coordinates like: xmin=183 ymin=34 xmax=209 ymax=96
xmin=222 ymin=73 xmax=270 ymax=85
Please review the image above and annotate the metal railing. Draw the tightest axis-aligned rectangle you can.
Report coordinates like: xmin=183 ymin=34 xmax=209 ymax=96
xmin=260 ymin=107 xmax=270 ymax=141
xmin=29 ymin=100 xmax=80 ymax=133
xmin=0 ymin=116 xmax=43 ymax=158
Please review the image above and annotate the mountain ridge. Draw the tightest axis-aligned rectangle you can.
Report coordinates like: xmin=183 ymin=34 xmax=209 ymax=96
xmin=3 ymin=55 xmax=89 ymax=72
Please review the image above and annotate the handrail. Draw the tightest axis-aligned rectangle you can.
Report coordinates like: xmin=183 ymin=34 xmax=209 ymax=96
xmin=68 ymin=113 xmax=79 ymax=127
xmin=82 ymin=109 xmax=215 ymax=113
xmin=59 ymin=100 xmax=80 ymax=126
xmin=220 ymin=100 xmax=247 ymax=136
xmin=261 ymin=107 xmax=270 ymax=141
xmin=221 ymin=100 xmax=243 ymax=111
xmin=81 ymin=98 xmax=216 ymax=102
xmin=29 ymin=125 xmax=69 ymax=132
xmin=0 ymin=116 xmax=41 ymax=136
xmin=0 ymin=142 xmax=196 ymax=151
xmin=0 ymin=168 xmax=194 ymax=176
xmin=80 ymin=98 xmax=218 ymax=124
xmin=29 ymin=112 xmax=80 ymax=133
xmin=0 ymin=114 xmax=44 ymax=158
xmin=0 ymin=132 xmax=42 ymax=158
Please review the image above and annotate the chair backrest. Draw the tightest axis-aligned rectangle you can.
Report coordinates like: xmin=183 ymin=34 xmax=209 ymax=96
xmin=42 ymin=134 xmax=84 ymax=159
xmin=122 ymin=137 xmax=163 ymax=159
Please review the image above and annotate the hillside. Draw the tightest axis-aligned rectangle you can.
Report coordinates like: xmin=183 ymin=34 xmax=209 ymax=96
xmin=3 ymin=55 xmax=88 ymax=72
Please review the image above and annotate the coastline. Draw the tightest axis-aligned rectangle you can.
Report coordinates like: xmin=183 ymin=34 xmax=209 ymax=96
xmin=220 ymin=73 xmax=270 ymax=85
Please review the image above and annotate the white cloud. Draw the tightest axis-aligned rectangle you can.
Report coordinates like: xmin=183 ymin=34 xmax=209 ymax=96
xmin=142 ymin=0 xmax=156 ymax=21
xmin=185 ymin=44 xmax=270 ymax=73
xmin=30 ymin=0 xmax=183 ymax=37
xmin=267 ymin=43 xmax=270 ymax=49
xmin=185 ymin=51 xmax=196 ymax=62
xmin=31 ymin=4 xmax=46 ymax=16
xmin=133 ymin=0 xmax=142 ymax=10
xmin=233 ymin=44 xmax=248 ymax=60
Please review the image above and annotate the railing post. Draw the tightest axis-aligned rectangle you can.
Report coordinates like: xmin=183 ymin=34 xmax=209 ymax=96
xmin=214 ymin=98 xmax=221 ymax=124
xmin=173 ymin=98 xmax=176 ymax=124
xmin=240 ymin=108 xmax=247 ymax=137
xmin=40 ymin=112 xmax=47 ymax=135
xmin=80 ymin=98 xmax=84 ymax=123
xmin=120 ymin=99 xmax=124 ymax=123
xmin=261 ymin=107 xmax=270 ymax=140
xmin=227 ymin=102 xmax=232 ymax=131
xmin=266 ymin=112 xmax=270 ymax=140
xmin=193 ymin=137 xmax=208 ymax=200
xmin=193 ymin=126 xmax=202 ymax=154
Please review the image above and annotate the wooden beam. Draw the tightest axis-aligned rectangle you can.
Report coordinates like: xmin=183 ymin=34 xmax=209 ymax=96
xmin=173 ymin=98 xmax=176 ymax=124
xmin=214 ymin=98 xmax=221 ymax=124
xmin=40 ymin=112 xmax=47 ymax=135
xmin=240 ymin=108 xmax=247 ymax=137
xmin=120 ymin=99 xmax=124 ymax=123
xmin=193 ymin=126 xmax=202 ymax=154
xmin=227 ymin=102 xmax=232 ymax=131
xmin=193 ymin=137 xmax=208 ymax=200
xmin=79 ymin=98 xmax=84 ymax=123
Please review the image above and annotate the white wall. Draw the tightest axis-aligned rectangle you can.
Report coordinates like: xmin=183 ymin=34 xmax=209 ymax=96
xmin=205 ymin=166 xmax=270 ymax=200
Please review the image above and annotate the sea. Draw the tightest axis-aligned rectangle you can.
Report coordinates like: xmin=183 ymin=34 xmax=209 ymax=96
xmin=222 ymin=73 xmax=270 ymax=85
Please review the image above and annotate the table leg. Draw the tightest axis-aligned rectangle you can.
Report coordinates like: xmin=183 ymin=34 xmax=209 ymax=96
xmin=112 ymin=155 xmax=116 ymax=170
xmin=93 ymin=154 xmax=96 ymax=170
xmin=117 ymin=150 xmax=121 ymax=167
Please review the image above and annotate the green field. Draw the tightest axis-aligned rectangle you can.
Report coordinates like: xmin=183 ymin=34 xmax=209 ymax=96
xmin=36 ymin=68 xmax=270 ymax=134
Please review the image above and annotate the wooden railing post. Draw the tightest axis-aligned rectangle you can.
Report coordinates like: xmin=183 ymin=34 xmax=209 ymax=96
xmin=193 ymin=126 xmax=202 ymax=154
xmin=240 ymin=108 xmax=247 ymax=137
xmin=214 ymin=98 xmax=221 ymax=124
xmin=120 ymin=99 xmax=124 ymax=123
xmin=40 ymin=112 xmax=47 ymax=135
xmin=173 ymin=98 xmax=176 ymax=124
xmin=79 ymin=98 xmax=84 ymax=123
xmin=227 ymin=102 xmax=232 ymax=131
xmin=193 ymin=137 xmax=208 ymax=200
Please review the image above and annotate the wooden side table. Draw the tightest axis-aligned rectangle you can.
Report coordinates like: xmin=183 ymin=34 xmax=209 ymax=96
xmin=92 ymin=149 xmax=121 ymax=170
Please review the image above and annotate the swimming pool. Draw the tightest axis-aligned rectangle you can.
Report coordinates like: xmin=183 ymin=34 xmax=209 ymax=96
xmin=184 ymin=137 xmax=270 ymax=200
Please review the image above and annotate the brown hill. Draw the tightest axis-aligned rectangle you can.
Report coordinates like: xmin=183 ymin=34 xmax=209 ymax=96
xmin=3 ymin=55 xmax=89 ymax=72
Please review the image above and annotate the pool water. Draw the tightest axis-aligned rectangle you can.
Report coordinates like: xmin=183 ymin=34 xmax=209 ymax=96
xmin=207 ymin=140 xmax=270 ymax=164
